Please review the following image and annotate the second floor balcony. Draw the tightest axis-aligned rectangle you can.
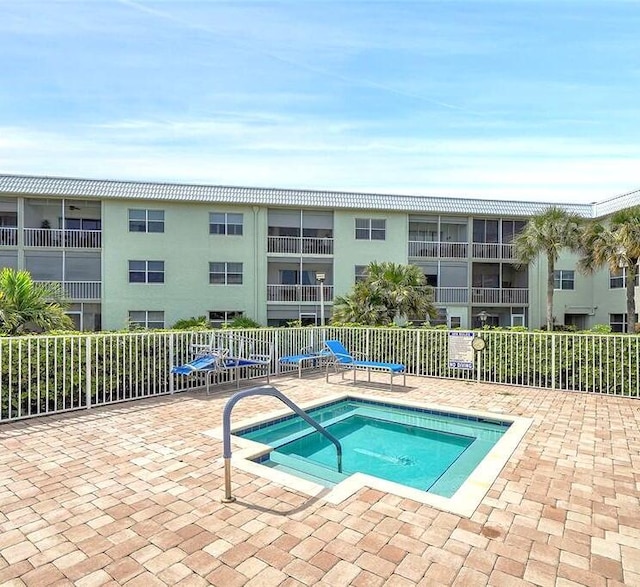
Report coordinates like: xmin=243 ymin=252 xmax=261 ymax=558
xmin=268 ymin=236 xmax=333 ymax=256
xmin=472 ymin=287 xmax=529 ymax=305
xmin=24 ymin=228 xmax=102 ymax=248
xmin=408 ymin=241 xmax=468 ymax=259
xmin=472 ymin=243 xmax=516 ymax=260
xmin=35 ymin=281 xmax=102 ymax=300
xmin=267 ymin=284 xmax=334 ymax=303
xmin=0 ymin=227 xmax=18 ymax=246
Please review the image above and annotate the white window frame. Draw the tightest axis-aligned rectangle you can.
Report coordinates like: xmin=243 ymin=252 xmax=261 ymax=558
xmin=129 ymin=310 xmax=165 ymax=329
xmin=610 ymin=265 xmax=639 ymax=289
xmin=209 ymin=262 xmax=243 ymax=285
xmin=128 ymin=209 xmax=165 ymax=233
xmin=355 ymin=218 xmax=386 ymax=240
xmin=128 ymin=260 xmax=165 ymax=284
xmin=209 ymin=212 xmax=244 ymax=235
xmin=609 ymin=313 xmax=638 ymax=333
xmin=553 ymin=270 xmax=575 ymax=290
xmin=209 ymin=310 xmax=244 ymax=327
xmin=355 ymin=265 xmax=368 ymax=283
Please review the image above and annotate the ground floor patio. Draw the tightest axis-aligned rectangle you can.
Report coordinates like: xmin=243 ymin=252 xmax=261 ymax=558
xmin=0 ymin=373 xmax=638 ymax=586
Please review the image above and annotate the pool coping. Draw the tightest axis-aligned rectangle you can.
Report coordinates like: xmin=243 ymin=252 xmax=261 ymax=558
xmin=204 ymin=391 xmax=533 ymax=517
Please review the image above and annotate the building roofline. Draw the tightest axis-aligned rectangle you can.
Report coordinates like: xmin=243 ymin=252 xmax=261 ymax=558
xmin=1 ymin=172 xmax=637 ymax=218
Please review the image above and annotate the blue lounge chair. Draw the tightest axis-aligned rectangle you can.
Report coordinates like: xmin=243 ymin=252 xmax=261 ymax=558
xmin=323 ymin=339 xmax=406 ymax=391
xmin=171 ymin=347 xmax=271 ymax=393
xmin=279 ymin=348 xmax=330 ymax=378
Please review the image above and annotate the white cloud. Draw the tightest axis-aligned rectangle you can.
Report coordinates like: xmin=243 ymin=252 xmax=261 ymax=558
xmin=1 ymin=124 xmax=637 ymax=204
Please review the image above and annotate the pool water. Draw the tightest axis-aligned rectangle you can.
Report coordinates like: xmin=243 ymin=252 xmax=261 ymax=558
xmin=238 ymin=398 xmax=509 ymax=498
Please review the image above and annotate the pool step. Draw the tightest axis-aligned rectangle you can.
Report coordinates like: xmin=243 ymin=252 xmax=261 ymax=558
xmin=264 ymin=452 xmax=348 ymax=487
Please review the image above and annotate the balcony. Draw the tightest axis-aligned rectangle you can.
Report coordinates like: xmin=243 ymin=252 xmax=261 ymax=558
xmin=433 ymin=287 xmax=469 ymax=304
xmin=267 ymin=236 xmax=333 ymax=255
xmin=24 ymin=228 xmax=102 ymax=248
xmin=408 ymin=241 xmax=468 ymax=258
xmin=267 ymin=284 xmax=334 ymax=303
xmin=0 ymin=227 xmax=18 ymax=246
xmin=36 ymin=281 xmax=102 ymax=300
xmin=472 ymin=243 xmax=516 ymax=259
xmin=471 ymin=287 xmax=528 ymax=305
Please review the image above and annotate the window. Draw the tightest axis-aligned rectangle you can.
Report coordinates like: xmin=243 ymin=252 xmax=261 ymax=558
xmin=553 ymin=270 xmax=575 ymax=290
xmin=64 ymin=218 xmax=102 ymax=230
xmin=210 ymin=212 xmax=243 ymax=235
xmin=129 ymin=260 xmax=165 ymax=283
xmin=209 ymin=310 xmax=244 ymax=327
xmin=610 ymin=266 xmax=639 ymax=288
xmin=408 ymin=217 xmax=438 ymax=241
xmin=501 ymin=220 xmax=526 ymax=243
xmin=209 ymin=262 xmax=243 ymax=285
xmin=129 ymin=209 xmax=164 ymax=233
xmin=355 ymin=218 xmax=385 ymax=240
xmin=355 ymin=265 xmax=368 ymax=283
xmin=129 ymin=311 xmax=164 ymax=329
xmin=0 ymin=212 xmax=17 ymax=227
xmin=473 ymin=219 xmax=499 ymax=243
xmin=610 ymin=313 xmax=638 ymax=333
xmin=280 ymin=269 xmax=316 ymax=285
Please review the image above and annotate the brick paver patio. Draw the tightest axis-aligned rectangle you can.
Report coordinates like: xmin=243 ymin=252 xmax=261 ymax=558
xmin=0 ymin=374 xmax=639 ymax=586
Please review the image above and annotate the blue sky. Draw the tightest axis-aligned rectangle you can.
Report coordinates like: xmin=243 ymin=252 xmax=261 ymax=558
xmin=1 ymin=1 xmax=638 ymax=203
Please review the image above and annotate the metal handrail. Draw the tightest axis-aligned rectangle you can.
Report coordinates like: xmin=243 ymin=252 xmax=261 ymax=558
xmin=222 ymin=385 xmax=343 ymax=502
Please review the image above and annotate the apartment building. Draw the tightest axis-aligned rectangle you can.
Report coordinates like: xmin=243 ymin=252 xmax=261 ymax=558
xmin=0 ymin=174 xmax=637 ymax=332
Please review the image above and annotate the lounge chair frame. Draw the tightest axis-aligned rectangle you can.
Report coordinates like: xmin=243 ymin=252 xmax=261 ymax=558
xmin=323 ymin=339 xmax=406 ymax=391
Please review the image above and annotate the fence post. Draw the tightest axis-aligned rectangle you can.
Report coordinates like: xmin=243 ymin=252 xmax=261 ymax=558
xmin=169 ymin=334 xmax=175 ymax=394
xmin=551 ymin=333 xmax=556 ymax=390
xmin=85 ymin=336 xmax=92 ymax=410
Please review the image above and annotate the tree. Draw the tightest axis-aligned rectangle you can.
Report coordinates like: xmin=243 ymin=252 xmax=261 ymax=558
xmin=579 ymin=206 xmax=640 ymax=333
xmin=513 ymin=206 xmax=583 ymax=331
xmin=0 ymin=268 xmax=74 ymax=335
xmin=332 ymin=261 xmax=435 ymax=326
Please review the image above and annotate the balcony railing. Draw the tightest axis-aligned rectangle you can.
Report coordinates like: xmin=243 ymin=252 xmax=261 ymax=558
xmin=0 ymin=227 xmax=18 ymax=246
xmin=267 ymin=284 xmax=334 ymax=303
xmin=408 ymin=241 xmax=468 ymax=258
xmin=267 ymin=236 xmax=333 ymax=255
xmin=433 ymin=287 xmax=469 ymax=304
xmin=472 ymin=243 xmax=516 ymax=259
xmin=471 ymin=287 xmax=528 ymax=305
xmin=24 ymin=228 xmax=102 ymax=248
xmin=35 ymin=281 xmax=102 ymax=300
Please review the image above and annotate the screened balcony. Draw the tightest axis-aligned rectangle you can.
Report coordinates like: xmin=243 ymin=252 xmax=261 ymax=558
xmin=23 ymin=198 xmax=102 ymax=249
xmin=267 ymin=209 xmax=333 ymax=256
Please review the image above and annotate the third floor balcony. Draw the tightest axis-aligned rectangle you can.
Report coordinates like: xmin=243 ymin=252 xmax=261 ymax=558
xmin=408 ymin=240 xmax=468 ymax=259
xmin=24 ymin=228 xmax=102 ymax=248
xmin=267 ymin=284 xmax=334 ymax=303
xmin=267 ymin=236 xmax=333 ymax=256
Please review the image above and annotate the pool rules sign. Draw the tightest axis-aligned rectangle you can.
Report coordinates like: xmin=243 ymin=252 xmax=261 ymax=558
xmin=448 ymin=331 xmax=474 ymax=369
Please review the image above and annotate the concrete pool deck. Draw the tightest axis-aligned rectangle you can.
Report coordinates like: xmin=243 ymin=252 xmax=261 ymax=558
xmin=0 ymin=374 xmax=639 ymax=586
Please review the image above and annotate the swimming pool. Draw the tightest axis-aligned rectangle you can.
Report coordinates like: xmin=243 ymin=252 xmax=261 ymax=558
xmin=238 ymin=398 xmax=508 ymax=498
xmin=207 ymin=392 xmax=532 ymax=516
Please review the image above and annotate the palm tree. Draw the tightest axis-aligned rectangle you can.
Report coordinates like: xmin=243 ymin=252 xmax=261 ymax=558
xmin=513 ymin=206 xmax=584 ymax=331
xmin=332 ymin=262 xmax=435 ymax=326
xmin=0 ymin=268 xmax=74 ymax=335
xmin=332 ymin=282 xmax=388 ymax=325
xmin=579 ymin=206 xmax=640 ymax=333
